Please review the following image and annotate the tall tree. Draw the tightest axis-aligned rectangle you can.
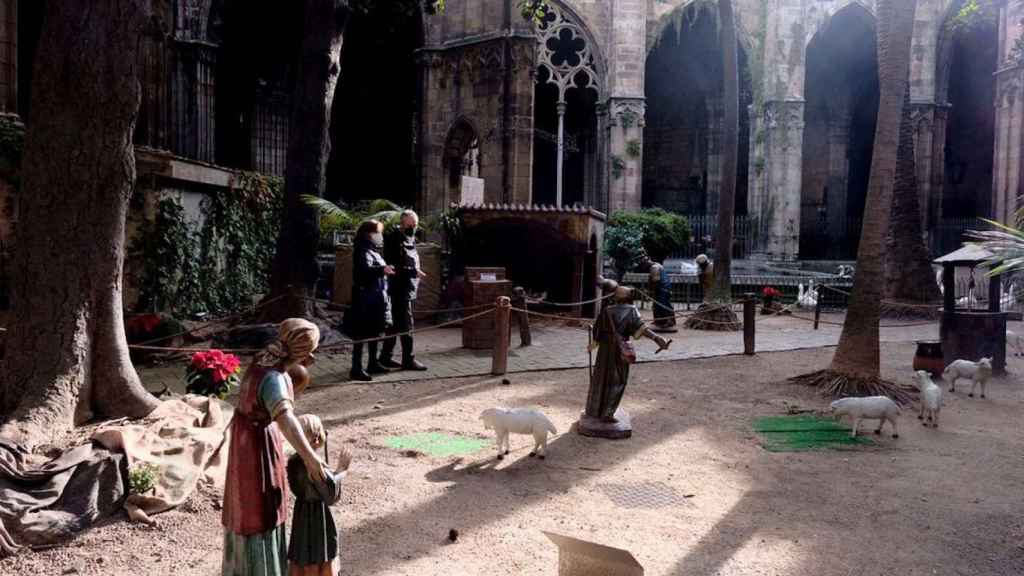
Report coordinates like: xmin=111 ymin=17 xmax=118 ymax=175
xmin=262 ymin=0 xmax=351 ymax=321
xmin=885 ymin=87 xmax=942 ymax=308
xmin=0 ymin=0 xmax=159 ymax=448
xmin=685 ymin=0 xmax=741 ymax=331
xmin=793 ymin=0 xmax=918 ymax=400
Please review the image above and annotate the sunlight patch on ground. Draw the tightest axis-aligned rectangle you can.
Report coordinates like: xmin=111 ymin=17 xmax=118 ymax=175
xmin=711 ymin=533 xmax=805 ymax=575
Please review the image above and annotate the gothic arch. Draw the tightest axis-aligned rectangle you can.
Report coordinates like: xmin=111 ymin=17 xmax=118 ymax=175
xmin=646 ymin=0 xmax=757 ymax=57
xmin=443 ymin=118 xmax=482 ymax=205
xmin=804 ymin=2 xmax=876 ymax=51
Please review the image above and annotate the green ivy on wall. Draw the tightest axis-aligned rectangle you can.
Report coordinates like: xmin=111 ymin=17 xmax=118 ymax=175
xmin=132 ymin=172 xmax=284 ymax=317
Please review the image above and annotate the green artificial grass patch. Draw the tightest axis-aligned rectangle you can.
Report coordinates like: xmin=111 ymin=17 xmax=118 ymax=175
xmin=383 ymin=432 xmax=489 ymax=457
xmin=754 ymin=415 xmax=874 ymax=452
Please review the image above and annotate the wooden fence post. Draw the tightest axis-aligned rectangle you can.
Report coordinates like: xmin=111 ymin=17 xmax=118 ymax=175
xmin=743 ymin=292 xmax=755 ymax=356
xmin=492 ymin=296 xmax=512 ymax=375
xmin=813 ymin=296 xmax=821 ymax=330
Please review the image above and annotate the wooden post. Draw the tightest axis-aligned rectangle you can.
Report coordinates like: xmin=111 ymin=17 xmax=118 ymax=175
xmin=492 ymin=296 xmax=511 ymax=375
xmin=743 ymin=293 xmax=755 ymax=355
xmin=989 ymin=270 xmax=1001 ymax=313
xmin=813 ymin=297 xmax=821 ymax=330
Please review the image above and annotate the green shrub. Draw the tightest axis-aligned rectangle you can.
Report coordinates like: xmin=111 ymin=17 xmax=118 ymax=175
xmin=607 ymin=208 xmax=691 ymax=265
xmin=128 ymin=462 xmax=160 ymax=495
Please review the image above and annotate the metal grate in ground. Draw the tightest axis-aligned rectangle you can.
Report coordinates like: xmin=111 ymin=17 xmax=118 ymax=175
xmin=597 ymin=481 xmax=689 ymax=510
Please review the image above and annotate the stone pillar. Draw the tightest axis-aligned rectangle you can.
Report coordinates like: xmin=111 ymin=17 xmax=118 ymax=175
xmin=607 ymin=98 xmax=645 ymax=212
xmin=826 ymin=110 xmax=851 ymax=243
xmin=909 ymin=102 xmax=937 ymax=232
xmin=749 ymin=100 xmax=804 ymax=261
xmin=929 ymin=103 xmax=951 ymax=227
xmin=0 ymin=0 xmax=15 ymax=115
xmin=993 ymin=64 xmax=1024 ymax=225
xmin=992 ymin=0 xmax=1024 ymax=225
xmin=590 ymin=102 xmax=610 ymax=213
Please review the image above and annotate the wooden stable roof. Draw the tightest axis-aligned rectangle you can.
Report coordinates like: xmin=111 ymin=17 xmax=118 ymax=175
xmin=454 ymin=203 xmax=607 ymax=221
xmin=933 ymin=244 xmax=994 ymax=266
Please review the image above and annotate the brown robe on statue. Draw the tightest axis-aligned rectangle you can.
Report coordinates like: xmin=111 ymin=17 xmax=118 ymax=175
xmin=586 ymin=304 xmax=647 ymax=421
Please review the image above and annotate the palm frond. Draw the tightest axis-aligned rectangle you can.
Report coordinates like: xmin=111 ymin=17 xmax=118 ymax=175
xmin=301 ymin=195 xmax=349 ymax=218
xmin=966 ymin=219 xmax=1024 ymax=276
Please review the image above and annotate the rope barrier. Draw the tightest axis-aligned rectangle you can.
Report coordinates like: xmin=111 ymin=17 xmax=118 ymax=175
xmin=129 ymin=293 xmax=289 ymax=348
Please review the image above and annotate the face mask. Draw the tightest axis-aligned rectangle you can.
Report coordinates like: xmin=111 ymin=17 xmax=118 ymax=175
xmin=403 ymin=226 xmax=416 ymax=238
xmin=370 ymin=233 xmax=384 ymax=246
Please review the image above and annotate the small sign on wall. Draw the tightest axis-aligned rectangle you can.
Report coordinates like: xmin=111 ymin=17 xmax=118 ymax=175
xmin=461 ymin=176 xmax=484 ymax=206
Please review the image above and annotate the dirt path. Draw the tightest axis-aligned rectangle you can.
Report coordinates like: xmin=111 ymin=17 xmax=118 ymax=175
xmin=4 ymin=343 xmax=1023 ymax=576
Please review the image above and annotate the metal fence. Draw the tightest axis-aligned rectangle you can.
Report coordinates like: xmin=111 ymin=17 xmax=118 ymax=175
xmin=929 ymin=217 xmax=987 ymax=257
xmin=800 ymin=215 xmax=863 ymax=261
xmin=621 ymin=272 xmax=854 ymax=310
xmin=673 ymin=214 xmax=755 ymax=260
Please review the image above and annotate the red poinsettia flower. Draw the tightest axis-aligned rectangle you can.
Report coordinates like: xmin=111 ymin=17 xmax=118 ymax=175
xmin=762 ymin=286 xmax=782 ymax=298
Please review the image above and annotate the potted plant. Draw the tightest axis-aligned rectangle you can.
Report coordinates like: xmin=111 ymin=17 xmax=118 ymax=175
xmin=761 ymin=286 xmax=788 ymax=315
xmin=185 ymin=349 xmax=242 ymax=399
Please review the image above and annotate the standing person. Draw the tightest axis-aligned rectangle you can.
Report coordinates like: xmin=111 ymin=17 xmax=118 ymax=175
xmin=344 ymin=219 xmax=394 ymax=382
xmin=222 ymin=319 xmax=328 ymax=576
xmin=379 ymin=210 xmax=428 ymax=371
xmin=647 ymin=259 xmax=677 ymax=332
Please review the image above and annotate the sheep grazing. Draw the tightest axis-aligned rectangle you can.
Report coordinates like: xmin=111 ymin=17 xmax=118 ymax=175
xmin=943 ymin=358 xmax=993 ymax=399
xmin=913 ymin=370 xmax=943 ymax=428
xmin=829 ymin=396 xmax=900 ymax=439
xmin=479 ymin=407 xmax=558 ymax=460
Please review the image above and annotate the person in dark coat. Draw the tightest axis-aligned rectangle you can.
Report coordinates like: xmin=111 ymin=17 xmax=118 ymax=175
xmin=378 ymin=210 xmax=428 ymax=371
xmin=344 ymin=219 xmax=393 ymax=382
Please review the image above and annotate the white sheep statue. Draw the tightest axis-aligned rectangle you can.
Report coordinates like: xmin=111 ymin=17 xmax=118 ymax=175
xmin=830 ymin=396 xmax=900 ymax=439
xmin=913 ymin=370 xmax=943 ymax=428
xmin=943 ymin=358 xmax=993 ymax=399
xmin=480 ymin=407 xmax=558 ymax=460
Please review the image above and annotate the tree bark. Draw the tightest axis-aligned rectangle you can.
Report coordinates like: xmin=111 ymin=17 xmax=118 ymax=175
xmin=0 ymin=0 xmax=159 ymax=448
xmin=885 ymin=86 xmax=942 ymax=304
xmin=262 ymin=0 xmax=350 ymax=322
xmin=711 ymin=0 xmax=738 ymax=303
xmin=829 ymin=0 xmax=918 ymax=378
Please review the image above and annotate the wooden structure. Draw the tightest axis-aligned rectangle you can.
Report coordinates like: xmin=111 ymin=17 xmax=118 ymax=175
xmin=462 ymin=267 xmax=511 ymax=349
xmin=934 ymin=245 xmax=1006 ymax=374
xmin=458 ymin=204 xmax=606 ymax=319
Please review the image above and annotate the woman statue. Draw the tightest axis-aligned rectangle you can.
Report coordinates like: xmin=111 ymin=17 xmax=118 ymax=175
xmin=222 ymin=318 xmax=328 ymax=576
xmin=582 ymin=284 xmax=671 ymax=438
xmin=344 ymin=219 xmax=394 ymax=382
xmin=647 ymin=260 xmax=677 ymax=332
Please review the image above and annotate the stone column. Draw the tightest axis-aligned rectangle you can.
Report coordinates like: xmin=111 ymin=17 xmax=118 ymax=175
xmin=705 ymin=96 xmax=723 ymax=218
xmin=607 ymin=98 xmax=645 ymax=212
xmin=0 ymin=0 xmax=15 ymax=115
xmin=993 ymin=64 xmax=1024 ymax=225
xmin=749 ymin=100 xmax=804 ymax=261
xmin=825 ymin=110 xmax=851 ymax=243
xmin=929 ymin=103 xmax=951 ymax=227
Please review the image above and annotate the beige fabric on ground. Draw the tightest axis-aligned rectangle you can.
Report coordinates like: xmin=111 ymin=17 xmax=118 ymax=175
xmin=91 ymin=395 xmax=230 ymax=525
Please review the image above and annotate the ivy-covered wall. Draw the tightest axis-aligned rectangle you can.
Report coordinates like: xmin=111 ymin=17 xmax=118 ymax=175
xmin=126 ymin=172 xmax=283 ymax=316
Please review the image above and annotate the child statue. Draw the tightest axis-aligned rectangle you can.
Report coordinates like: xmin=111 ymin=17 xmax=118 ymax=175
xmin=288 ymin=414 xmax=352 ymax=576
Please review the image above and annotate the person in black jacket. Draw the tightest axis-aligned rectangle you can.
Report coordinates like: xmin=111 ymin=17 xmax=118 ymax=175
xmin=378 ymin=210 xmax=428 ymax=371
xmin=345 ymin=219 xmax=394 ymax=381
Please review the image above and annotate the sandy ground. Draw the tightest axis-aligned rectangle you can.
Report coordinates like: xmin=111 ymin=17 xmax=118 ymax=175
xmin=4 ymin=342 xmax=1024 ymax=576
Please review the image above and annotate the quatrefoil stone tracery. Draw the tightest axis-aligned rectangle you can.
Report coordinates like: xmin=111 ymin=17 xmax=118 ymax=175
xmin=535 ymin=4 xmax=599 ymax=103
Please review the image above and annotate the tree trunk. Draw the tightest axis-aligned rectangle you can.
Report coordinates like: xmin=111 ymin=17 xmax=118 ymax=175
xmin=829 ymin=0 xmax=918 ymax=378
xmin=262 ymin=0 xmax=350 ymax=322
xmin=0 ymin=0 xmax=159 ymax=448
xmin=711 ymin=0 xmax=738 ymax=303
xmin=885 ymin=86 xmax=942 ymax=305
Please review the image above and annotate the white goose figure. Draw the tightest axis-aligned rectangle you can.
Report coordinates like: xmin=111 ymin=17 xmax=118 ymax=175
xmin=797 ymin=281 xmax=819 ymax=309
xmin=1001 ymin=283 xmax=1018 ymax=309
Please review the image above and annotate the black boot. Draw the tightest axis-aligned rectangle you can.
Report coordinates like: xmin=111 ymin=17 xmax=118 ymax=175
xmin=350 ymin=343 xmax=373 ymax=382
xmin=367 ymin=341 xmax=389 ymax=374
xmin=402 ymin=355 xmax=428 ymax=371
xmin=378 ymin=336 xmax=402 ymax=369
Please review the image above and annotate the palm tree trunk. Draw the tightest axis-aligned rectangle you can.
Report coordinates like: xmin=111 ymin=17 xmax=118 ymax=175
xmin=684 ymin=0 xmax=741 ymax=331
xmin=262 ymin=0 xmax=350 ymax=322
xmin=885 ymin=86 xmax=942 ymax=307
xmin=0 ymin=0 xmax=159 ymax=448
xmin=712 ymin=0 xmax=738 ymax=302
xmin=828 ymin=0 xmax=918 ymax=379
